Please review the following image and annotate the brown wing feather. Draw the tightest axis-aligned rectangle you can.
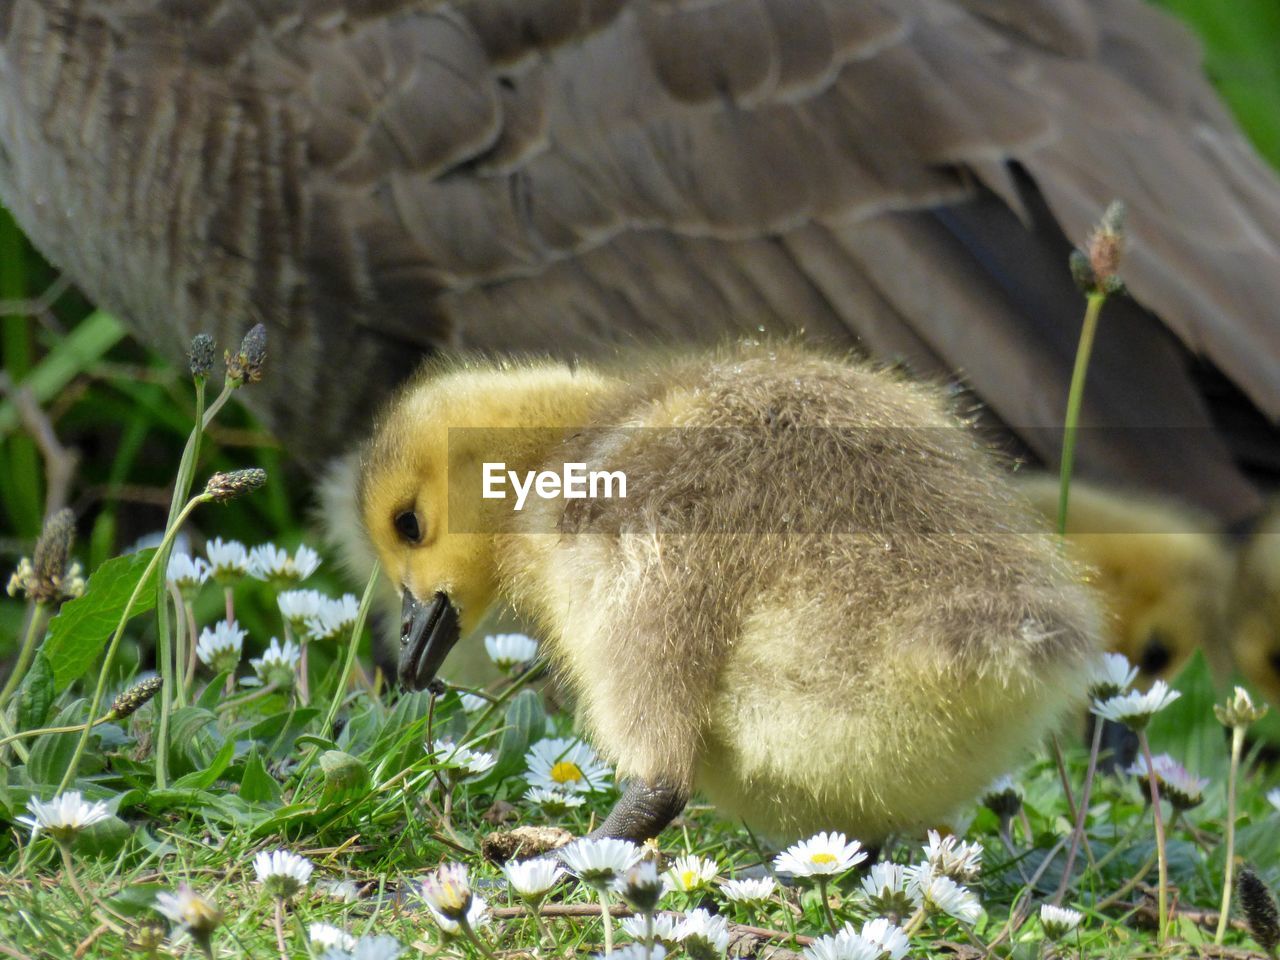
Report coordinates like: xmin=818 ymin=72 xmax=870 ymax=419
xmin=0 ymin=0 xmax=1277 ymax=522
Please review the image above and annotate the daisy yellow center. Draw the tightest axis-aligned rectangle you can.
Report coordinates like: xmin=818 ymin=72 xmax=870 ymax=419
xmin=681 ymin=870 xmax=697 ymax=887
xmin=551 ymin=761 xmax=584 ymax=784
xmin=809 ymin=852 xmax=837 ymax=865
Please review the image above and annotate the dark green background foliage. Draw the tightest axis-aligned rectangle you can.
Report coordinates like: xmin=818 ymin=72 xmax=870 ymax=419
xmin=1154 ymin=0 xmax=1280 ymax=169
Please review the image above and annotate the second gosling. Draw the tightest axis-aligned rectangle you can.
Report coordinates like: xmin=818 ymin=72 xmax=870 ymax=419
xmin=357 ymin=344 xmax=1101 ymax=843
xmin=1016 ymin=476 xmax=1234 ymax=686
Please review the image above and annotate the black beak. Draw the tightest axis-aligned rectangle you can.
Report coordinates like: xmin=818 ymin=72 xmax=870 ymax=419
xmin=398 ymin=591 xmax=461 ymax=691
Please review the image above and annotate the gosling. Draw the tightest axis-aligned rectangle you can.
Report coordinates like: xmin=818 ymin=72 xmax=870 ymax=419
xmin=1230 ymin=507 xmax=1280 ymax=707
xmin=1016 ymin=476 xmax=1234 ymax=686
xmin=357 ymin=344 xmax=1100 ymax=843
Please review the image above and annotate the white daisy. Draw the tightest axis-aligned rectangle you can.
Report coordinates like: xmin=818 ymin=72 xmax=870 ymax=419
xmin=484 ymin=633 xmax=539 ymax=673
xmin=429 ymin=895 xmax=491 ymax=936
xmin=319 ymin=879 xmax=361 ymax=902
xmin=1088 ymin=652 xmax=1138 ymax=701
xmin=524 ymin=787 xmax=586 ymax=813
xmin=430 ymin=739 xmax=497 ymax=780
xmin=421 ymin=862 xmax=473 ymax=920
xmin=1039 ymin=903 xmax=1083 ymax=940
xmin=773 ymin=832 xmax=867 ymax=877
xmin=17 ymin=791 xmax=111 ymax=843
xmin=205 ymin=537 xmax=250 ymax=582
xmin=166 ymin=552 xmax=209 ymax=593
xmin=1127 ymin=753 xmax=1208 ymax=810
xmin=804 ymin=930 xmax=880 ymax=960
xmin=503 ymin=858 xmax=565 ymax=900
xmin=525 ymin=737 xmax=612 ymax=794
xmin=250 ymin=637 xmax=300 ymax=688
xmin=320 ymin=934 xmax=404 ymax=960
xmin=621 ymin=913 xmax=680 ymax=945
xmin=601 ymin=944 xmax=667 ymax=960
xmin=675 ymin=908 xmax=730 ymax=956
xmin=253 ymin=849 xmax=313 ymax=900
xmin=459 ymin=692 xmax=490 ymax=713
xmin=153 ymin=884 xmax=222 ymax=939
xmin=924 ymin=830 xmax=983 ymax=882
xmin=801 ymin=933 xmax=842 ymax=960
xmin=1216 ymin=685 xmax=1269 ymax=727
xmin=907 ymin=865 xmax=982 ymax=924
xmin=249 ymin=543 xmax=320 ymax=584
xmin=277 ymin=589 xmax=326 ymax=632
xmin=1091 ymin=680 xmax=1181 ymax=731
xmin=720 ymin=876 xmax=776 ymax=904
xmin=310 ymin=923 xmax=357 ymax=951
xmin=982 ymin=774 xmax=1024 ymax=818
xmin=195 ymin=619 xmax=245 ymax=673
xmin=620 ymin=861 xmax=665 ymax=912
xmin=307 ymin=594 xmax=360 ymax=641
xmin=664 ymin=854 xmax=719 ymax=892
xmin=559 ymin=837 xmax=642 ymax=888
xmin=858 ymin=862 xmax=915 ymax=915
xmin=859 ymin=918 xmax=909 ymax=960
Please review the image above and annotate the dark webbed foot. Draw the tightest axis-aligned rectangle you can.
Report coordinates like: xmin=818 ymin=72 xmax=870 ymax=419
xmin=1090 ymin=714 xmax=1139 ymax=773
xmin=589 ymin=779 xmax=688 ymax=843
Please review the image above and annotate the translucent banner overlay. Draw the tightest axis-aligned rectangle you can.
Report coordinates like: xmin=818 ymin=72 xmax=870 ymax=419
xmin=443 ymin=426 xmax=1249 ymax=535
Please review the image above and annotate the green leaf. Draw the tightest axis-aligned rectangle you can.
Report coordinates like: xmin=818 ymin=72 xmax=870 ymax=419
xmin=295 ymin=734 xmax=338 ymax=751
xmin=245 ymin=708 xmax=320 ymax=758
xmin=1148 ymin=652 xmax=1229 ymax=781
xmin=239 ymin=749 xmax=281 ymax=805
xmin=0 ymin=311 xmax=127 ymax=439
xmin=171 ymin=736 xmax=235 ymax=789
xmin=140 ymin=788 xmax=265 ymax=826
xmin=196 ymin=673 xmax=231 ymax=709
xmin=42 ymin=549 xmax=159 ymax=688
xmin=320 ymin=749 xmax=369 ymax=803
xmin=26 ymin=700 xmax=97 ymax=787
xmin=71 ymin=815 xmax=131 ymax=858
xmin=168 ymin=706 xmax=217 ymax=745
xmin=376 ymin=691 xmax=434 ymax=747
xmin=16 ymin=651 xmax=55 ymax=730
xmin=369 ymin=691 xmax=438 ymax=775
xmin=485 ymin=689 xmax=546 ymax=786
xmin=166 ymin=706 xmax=219 ymax=775
xmin=136 ymin=830 xmax=178 ymax=859
xmin=252 ymin=802 xmax=327 ymax=837
xmin=106 ymin=883 xmax=168 ymax=916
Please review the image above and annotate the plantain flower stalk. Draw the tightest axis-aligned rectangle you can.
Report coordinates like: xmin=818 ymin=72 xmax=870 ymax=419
xmin=154 ymin=329 xmax=265 ymax=785
xmin=1216 ymin=687 xmax=1269 ymax=944
xmin=1 ymin=509 xmax=83 ymax=723
xmin=1057 ymin=200 xmax=1126 ymax=534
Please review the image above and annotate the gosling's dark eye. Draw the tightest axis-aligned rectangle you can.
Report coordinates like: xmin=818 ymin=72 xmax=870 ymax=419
xmin=1138 ymin=630 xmax=1173 ymax=677
xmin=394 ymin=510 xmax=422 ymax=544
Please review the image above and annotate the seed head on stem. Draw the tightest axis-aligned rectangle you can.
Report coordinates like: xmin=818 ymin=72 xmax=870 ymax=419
xmin=1216 ymin=688 xmax=1269 ymax=944
xmin=109 ymin=676 xmax=163 ymax=720
xmin=188 ymin=333 xmax=216 ymax=381
xmin=8 ymin=508 xmax=84 ymax=604
xmin=204 ymin=468 xmax=267 ymax=503
xmin=224 ymin=323 xmax=267 ymax=385
xmin=1239 ymin=869 xmax=1280 ymax=956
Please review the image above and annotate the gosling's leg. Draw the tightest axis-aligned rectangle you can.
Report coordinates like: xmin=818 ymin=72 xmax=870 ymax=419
xmin=590 ymin=779 xmax=688 ymax=843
